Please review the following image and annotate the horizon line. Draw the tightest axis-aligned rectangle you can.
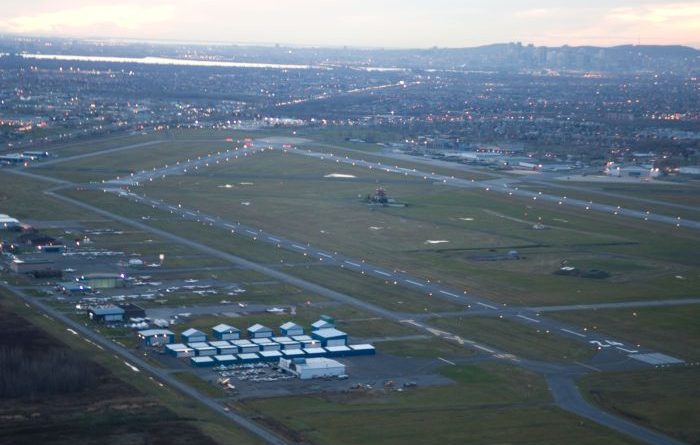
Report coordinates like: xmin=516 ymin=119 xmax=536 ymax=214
xmin=1 ymin=33 xmax=699 ymax=52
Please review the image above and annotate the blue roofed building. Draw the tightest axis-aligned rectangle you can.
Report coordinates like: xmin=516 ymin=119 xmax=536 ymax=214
xmin=311 ymin=328 xmax=347 ymax=347
xmin=181 ymin=328 xmax=207 ymax=343
xmin=247 ymin=323 xmax=273 ymax=339
xmin=280 ymin=321 xmax=304 ymax=337
xmin=212 ymin=323 xmax=240 ymax=340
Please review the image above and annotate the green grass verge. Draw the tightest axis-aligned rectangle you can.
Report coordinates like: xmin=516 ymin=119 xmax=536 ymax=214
xmin=580 ymin=367 xmax=700 ymax=444
xmin=549 ymin=304 xmax=700 ymax=362
xmin=429 ymin=316 xmax=597 ymax=363
xmin=244 ymin=363 xmax=641 ymax=445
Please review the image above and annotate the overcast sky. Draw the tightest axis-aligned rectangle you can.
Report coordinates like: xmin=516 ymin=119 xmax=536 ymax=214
xmin=1 ymin=1 xmax=698 ymax=48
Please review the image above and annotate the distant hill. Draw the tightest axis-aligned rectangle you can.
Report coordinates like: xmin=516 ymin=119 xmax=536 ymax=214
xmin=1 ymin=36 xmax=698 ymax=74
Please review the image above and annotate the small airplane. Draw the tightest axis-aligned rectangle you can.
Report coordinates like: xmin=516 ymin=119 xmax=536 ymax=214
xmin=266 ymin=307 xmax=285 ymax=313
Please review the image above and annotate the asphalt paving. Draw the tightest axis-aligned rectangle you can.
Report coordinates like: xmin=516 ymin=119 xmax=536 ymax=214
xmin=5 ymin=138 xmax=695 ymax=445
xmin=98 ymin=154 xmax=684 ymax=365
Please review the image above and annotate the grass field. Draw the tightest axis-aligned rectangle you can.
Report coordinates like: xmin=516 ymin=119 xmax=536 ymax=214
xmin=173 ymin=371 xmax=228 ymax=398
xmin=519 ymin=182 xmax=700 ymax=222
xmin=0 ymin=288 xmax=262 ymax=445
xmin=376 ymin=337 xmax=476 ymax=358
xmin=244 ymin=363 xmax=641 ymax=445
xmin=580 ymin=367 xmax=700 ymax=444
xmin=429 ymin=316 xmax=598 ymax=362
xmin=549 ymin=305 xmax=700 ymax=362
xmin=133 ymin=149 xmax=700 ymax=306
xmin=164 ymin=303 xmax=415 ymax=340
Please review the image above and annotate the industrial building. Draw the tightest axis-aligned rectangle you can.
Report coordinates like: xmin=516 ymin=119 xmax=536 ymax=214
xmin=191 ymin=356 xmax=215 ymax=368
xmin=247 ymin=323 xmax=273 ymax=338
xmin=252 ymin=338 xmax=281 ymax=351
xmin=57 ymin=281 xmax=92 ymax=294
xmin=280 ymin=321 xmax=304 ymax=336
xmin=312 ymin=328 xmax=348 ymax=347
xmin=165 ymin=343 xmax=194 ymax=357
xmin=119 ymin=303 xmax=146 ymax=320
xmin=189 ymin=342 xmax=216 ymax=356
xmin=231 ymin=339 xmax=260 ymax=353
xmin=88 ymin=305 xmax=125 ymax=322
xmin=79 ymin=272 xmax=127 ymax=289
xmin=209 ymin=340 xmax=237 ymax=355
xmin=10 ymin=257 xmax=56 ymax=274
xmin=280 ymin=357 xmax=346 ymax=380
xmin=212 ymin=323 xmax=240 ymax=340
xmin=311 ymin=315 xmax=335 ymax=331
xmin=138 ymin=329 xmax=176 ymax=346
xmin=0 ymin=214 xmax=21 ymax=231
xmin=182 ymin=328 xmax=207 ymax=343
xmin=291 ymin=335 xmax=319 ymax=348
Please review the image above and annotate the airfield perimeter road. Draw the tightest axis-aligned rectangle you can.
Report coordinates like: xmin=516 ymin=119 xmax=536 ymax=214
xmin=0 ymin=283 xmax=291 ymax=445
xmin=37 ymin=140 xmax=164 ymax=166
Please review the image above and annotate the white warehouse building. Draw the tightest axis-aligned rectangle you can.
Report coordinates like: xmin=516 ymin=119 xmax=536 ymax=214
xmin=280 ymin=357 xmax=346 ymax=380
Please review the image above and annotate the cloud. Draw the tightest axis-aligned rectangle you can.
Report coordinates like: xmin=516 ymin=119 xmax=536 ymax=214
xmin=607 ymin=3 xmax=700 ymax=24
xmin=0 ymin=3 xmax=176 ymax=34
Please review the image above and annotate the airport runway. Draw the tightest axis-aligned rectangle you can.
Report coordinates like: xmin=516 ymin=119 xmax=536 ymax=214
xmin=282 ymin=145 xmax=700 ymax=230
xmin=42 ymin=189 xmax=692 ymax=445
xmin=96 ymin=145 xmax=687 ymax=365
xmin=7 ymin=141 xmax=695 ymax=445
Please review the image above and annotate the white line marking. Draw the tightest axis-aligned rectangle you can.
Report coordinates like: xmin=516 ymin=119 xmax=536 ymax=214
xmin=438 ymin=357 xmax=456 ymax=365
xmin=344 ymin=261 xmax=361 ymax=267
xmin=473 ymin=344 xmax=495 ymax=353
xmin=318 ymin=252 xmax=333 ymax=258
xmin=245 ymin=229 xmax=257 ymax=235
xmin=292 ymin=244 xmax=307 ymax=250
xmin=477 ymin=302 xmax=497 ymax=310
xmin=268 ymin=236 xmax=281 ymax=242
xmin=224 ymin=223 xmax=236 ymax=229
xmin=516 ymin=314 xmax=540 ymax=323
xmin=374 ymin=270 xmax=391 ymax=277
xmin=439 ymin=290 xmax=460 ymax=298
xmin=405 ymin=279 xmax=425 ymax=287
xmin=616 ymin=346 xmax=639 ymax=353
xmin=561 ymin=328 xmax=586 ymax=338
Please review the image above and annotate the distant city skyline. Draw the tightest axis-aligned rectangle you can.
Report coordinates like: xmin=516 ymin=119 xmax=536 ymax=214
xmin=1 ymin=1 xmax=699 ymax=49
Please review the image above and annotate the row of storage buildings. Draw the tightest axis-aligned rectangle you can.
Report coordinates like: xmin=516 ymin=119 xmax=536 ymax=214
xmin=137 ymin=316 xmax=375 ymax=369
xmin=181 ymin=343 xmax=375 ymax=368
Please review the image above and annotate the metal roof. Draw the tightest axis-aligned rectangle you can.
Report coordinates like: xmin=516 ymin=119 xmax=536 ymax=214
xmin=248 ymin=323 xmax=272 ymax=333
xmin=139 ymin=329 xmax=175 ymax=337
xmin=182 ymin=328 xmax=205 ymax=337
xmin=280 ymin=321 xmax=302 ymax=330
xmin=89 ymin=305 xmax=125 ymax=316
xmin=312 ymin=328 xmax=347 ymax=339
xmin=212 ymin=323 xmax=239 ymax=333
